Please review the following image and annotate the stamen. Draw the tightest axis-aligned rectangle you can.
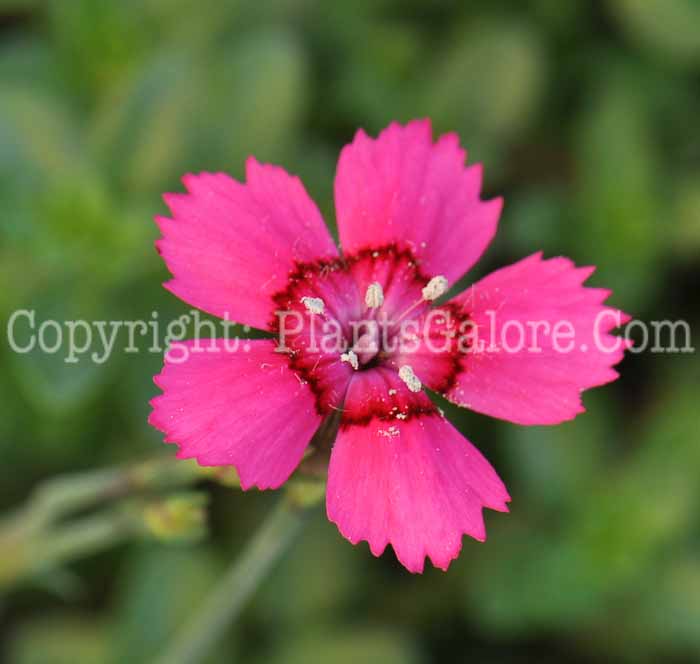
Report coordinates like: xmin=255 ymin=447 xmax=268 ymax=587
xmin=364 ymin=282 xmax=384 ymax=308
xmin=398 ymin=365 xmax=422 ymax=393
xmin=340 ymin=350 xmax=359 ymax=370
xmin=392 ymin=276 xmax=450 ymax=326
xmin=422 ymin=275 xmax=448 ymax=301
xmin=300 ymin=296 xmax=325 ymax=315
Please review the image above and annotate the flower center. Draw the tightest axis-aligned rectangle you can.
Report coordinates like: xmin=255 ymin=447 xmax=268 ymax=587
xmin=352 ymin=324 xmax=381 ymax=366
xmin=269 ymin=243 xmax=467 ymax=420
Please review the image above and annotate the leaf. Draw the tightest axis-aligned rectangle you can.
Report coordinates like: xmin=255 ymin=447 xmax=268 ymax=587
xmin=572 ymin=61 xmax=661 ymax=312
xmin=111 ymin=545 xmax=227 ymax=662
xmin=426 ymin=18 xmax=546 ymax=169
xmin=90 ymin=51 xmax=203 ymax=194
xmin=610 ymin=0 xmax=700 ymax=67
xmin=262 ymin=629 xmax=420 ymax=664
xmin=203 ymin=29 xmax=309 ymax=169
xmin=6 ymin=615 xmax=109 ymax=664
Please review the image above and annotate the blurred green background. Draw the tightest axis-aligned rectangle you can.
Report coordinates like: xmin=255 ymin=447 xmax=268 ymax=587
xmin=1 ymin=0 xmax=699 ymax=662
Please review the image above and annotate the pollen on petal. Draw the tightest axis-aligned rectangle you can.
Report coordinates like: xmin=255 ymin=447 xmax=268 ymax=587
xmin=422 ymin=275 xmax=449 ymax=301
xmin=364 ymin=281 xmax=385 ymax=308
xmin=300 ymin=296 xmax=325 ymax=314
xmin=398 ymin=365 xmax=422 ymax=393
xmin=341 ymin=350 xmax=359 ymax=370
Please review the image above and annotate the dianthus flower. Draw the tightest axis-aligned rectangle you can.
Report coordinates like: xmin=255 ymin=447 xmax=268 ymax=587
xmin=150 ymin=120 xmax=628 ymax=572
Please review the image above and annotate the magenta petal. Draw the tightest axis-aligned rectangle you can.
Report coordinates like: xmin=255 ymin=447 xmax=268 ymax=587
xmin=156 ymin=159 xmax=338 ymax=330
xmin=448 ymin=252 xmax=631 ymax=425
xmin=149 ymin=339 xmax=321 ymax=490
xmin=334 ymin=119 xmax=501 ymax=283
xmin=327 ymin=415 xmax=510 ymax=573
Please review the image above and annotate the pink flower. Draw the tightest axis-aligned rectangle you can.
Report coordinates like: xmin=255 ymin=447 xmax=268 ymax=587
xmin=149 ymin=119 xmax=629 ymax=573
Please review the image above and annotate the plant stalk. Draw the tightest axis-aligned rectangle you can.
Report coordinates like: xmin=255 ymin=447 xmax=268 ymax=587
xmin=154 ymin=492 xmax=316 ymax=664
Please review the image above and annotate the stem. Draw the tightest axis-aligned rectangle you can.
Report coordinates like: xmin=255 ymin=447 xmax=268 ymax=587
xmin=9 ymin=455 xmax=202 ymax=535
xmin=38 ymin=510 xmax=137 ymax=571
xmin=154 ymin=493 xmax=314 ymax=664
xmin=0 ymin=510 xmax=139 ymax=591
xmin=0 ymin=456 xmax=204 ymax=590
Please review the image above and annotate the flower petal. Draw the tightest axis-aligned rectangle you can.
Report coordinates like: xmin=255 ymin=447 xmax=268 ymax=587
xmin=327 ymin=414 xmax=510 ymax=573
xmin=334 ymin=119 xmax=501 ymax=283
xmin=149 ymin=339 xmax=321 ymax=490
xmin=340 ymin=365 xmax=436 ymax=425
xmin=446 ymin=252 xmax=631 ymax=425
xmin=156 ymin=158 xmax=338 ymax=330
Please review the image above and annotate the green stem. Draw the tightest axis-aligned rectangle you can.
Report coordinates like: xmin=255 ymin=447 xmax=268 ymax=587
xmin=0 ymin=456 xmax=205 ymax=590
xmin=9 ymin=456 xmax=202 ymax=535
xmin=154 ymin=494 xmax=314 ymax=664
xmin=36 ymin=510 xmax=137 ymax=571
xmin=0 ymin=507 xmax=144 ymax=591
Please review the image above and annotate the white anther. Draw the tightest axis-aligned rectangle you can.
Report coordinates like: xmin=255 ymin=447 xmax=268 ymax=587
xmin=398 ymin=365 xmax=422 ymax=393
xmin=364 ymin=282 xmax=384 ymax=308
xmin=422 ymin=275 xmax=449 ymax=301
xmin=340 ymin=350 xmax=359 ymax=370
xmin=300 ymin=296 xmax=325 ymax=314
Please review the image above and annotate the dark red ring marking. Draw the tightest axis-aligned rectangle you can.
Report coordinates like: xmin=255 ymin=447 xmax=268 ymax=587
xmin=339 ymin=404 xmax=438 ymax=429
xmin=268 ymin=243 xmax=471 ymax=422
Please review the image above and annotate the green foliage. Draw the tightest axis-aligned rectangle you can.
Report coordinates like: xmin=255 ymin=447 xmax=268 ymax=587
xmin=7 ymin=615 xmax=109 ymax=664
xmin=111 ymin=546 xmax=226 ymax=662
xmin=611 ymin=0 xmax=700 ymax=66
xmin=573 ymin=60 xmax=661 ymax=311
xmin=262 ymin=629 xmax=420 ymax=664
xmin=427 ymin=18 xmax=546 ymax=170
xmin=0 ymin=1 xmax=697 ymax=662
